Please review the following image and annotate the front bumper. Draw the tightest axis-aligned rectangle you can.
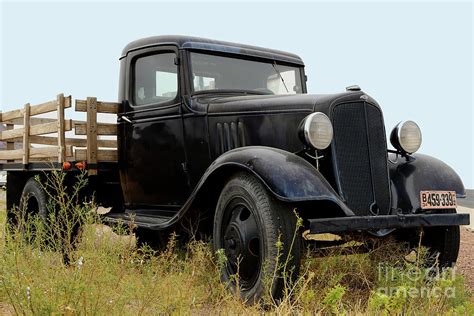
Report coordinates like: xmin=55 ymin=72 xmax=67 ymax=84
xmin=309 ymin=213 xmax=470 ymax=234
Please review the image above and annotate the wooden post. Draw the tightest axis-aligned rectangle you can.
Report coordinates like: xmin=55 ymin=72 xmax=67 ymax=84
xmin=6 ymin=123 xmax=14 ymax=163
xmin=22 ymin=103 xmax=31 ymax=166
xmin=86 ymin=97 xmax=98 ymax=175
xmin=57 ymin=93 xmax=66 ymax=163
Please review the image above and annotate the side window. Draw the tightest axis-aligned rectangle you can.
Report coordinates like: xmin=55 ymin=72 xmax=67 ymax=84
xmin=134 ymin=53 xmax=178 ymax=106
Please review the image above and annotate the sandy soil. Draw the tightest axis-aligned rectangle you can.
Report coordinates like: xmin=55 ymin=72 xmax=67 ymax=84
xmin=455 ymin=190 xmax=474 ymax=298
xmin=458 ymin=227 xmax=474 ymax=299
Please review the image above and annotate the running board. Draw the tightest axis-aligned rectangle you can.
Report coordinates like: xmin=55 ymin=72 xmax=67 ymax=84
xmin=103 ymin=212 xmax=173 ymax=229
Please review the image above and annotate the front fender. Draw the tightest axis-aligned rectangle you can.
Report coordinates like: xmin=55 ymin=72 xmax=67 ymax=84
xmin=199 ymin=146 xmax=353 ymax=215
xmin=389 ymin=153 xmax=466 ymax=213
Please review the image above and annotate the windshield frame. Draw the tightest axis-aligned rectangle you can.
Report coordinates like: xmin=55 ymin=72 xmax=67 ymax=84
xmin=186 ymin=50 xmax=307 ymax=96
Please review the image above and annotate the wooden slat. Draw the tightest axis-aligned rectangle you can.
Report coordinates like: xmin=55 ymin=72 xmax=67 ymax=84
xmin=75 ymin=149 xmax=117 ymax=162
xmin=86 ymin=97 xmax=98 ymax=175
xmin=72 ymin=120 xmax=86 ymax=127
xmin=6 ymin=123 xmax=14 ymax=163
xmin=0 ymin=95 xmax=71 ymax=123
xmin=5 ymin=117 xmax=57 ymax=125
xmin=97 ymin=139 xmax=117 ymax=148
xmin=5 ymin=118 xmax=85 ymax=127
xmin=22 ymin=103 xmax=31 ymax=165
xmin=75 ymin=99 xmax=119 ymax=114
xmin=1 ymin=128 xmax=23 ymax=140
xmin=30 ymin=147 xmax=60 ymax=160
xmin=0 ymin=149 xmax=23 ymax=160
xmin=30 ymin=146 xmax=73 ymax=160
xmin=0 ymin=120 xmax=72 ymax=141
xmin=0 ymin=146 xmax=72 ymax=160
xmin=0 ymin=109 xmax=22 ymax=123
xmin=9 ymin=136 xmax=58 ymax=146
xmin=64 ymin=95 xmax=72 ymax=108
xmin=57 ymin=93 xmax=66 ymax=162
xmin=74 ymin=122 xmax=117 ymax=135
xmin=30 ymin=100 xmax=58 ymax=116
xmin=31 ymin=120 xmax=72 ymax=136
xmin=8 ymin=136 xmax=117 ymax=148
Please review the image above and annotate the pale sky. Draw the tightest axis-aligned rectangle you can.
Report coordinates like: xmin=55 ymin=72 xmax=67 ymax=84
xmin=1 ymin=0 xmax=473 ymax=188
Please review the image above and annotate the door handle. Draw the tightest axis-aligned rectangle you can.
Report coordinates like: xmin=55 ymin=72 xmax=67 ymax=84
xmin=119 ymin=115 xmax=133 ymax=123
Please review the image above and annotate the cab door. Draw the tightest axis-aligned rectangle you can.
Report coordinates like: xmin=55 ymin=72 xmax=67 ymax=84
xmin=119 ymin=46 xmax=189 ymax=210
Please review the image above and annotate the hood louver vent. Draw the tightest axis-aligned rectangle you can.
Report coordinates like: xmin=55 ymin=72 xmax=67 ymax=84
xmin=216 ymin=121 xmax=246 ymax=155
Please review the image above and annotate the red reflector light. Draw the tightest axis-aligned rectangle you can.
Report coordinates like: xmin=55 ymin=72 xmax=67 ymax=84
xmin=75 ymin=162 xmax=87 ymax=170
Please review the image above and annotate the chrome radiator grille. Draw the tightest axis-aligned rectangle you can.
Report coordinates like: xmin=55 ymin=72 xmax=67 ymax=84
xmin=331 ymin=102 xmax=391 ymax=216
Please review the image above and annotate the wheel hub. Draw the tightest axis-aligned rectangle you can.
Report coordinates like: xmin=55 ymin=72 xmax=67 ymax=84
xmin=224 ymin=224 xmax=243 ymax=262
xmin=222 ymin=205 xmax=260 ymax=287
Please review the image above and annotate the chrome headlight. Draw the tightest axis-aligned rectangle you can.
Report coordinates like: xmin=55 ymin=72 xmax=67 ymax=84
xmin=390 ymin=120 xmax=422 ymax=154
xmin=300 ymin=112 xmax=333 ymax=150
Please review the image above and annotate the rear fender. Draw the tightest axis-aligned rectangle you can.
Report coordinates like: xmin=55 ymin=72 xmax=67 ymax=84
xmin=389 ymin=153 xmax=466 ymax=213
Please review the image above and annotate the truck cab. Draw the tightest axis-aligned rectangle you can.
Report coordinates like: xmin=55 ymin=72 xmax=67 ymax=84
xmin=117 ymin=36 xmax=308 ymax=212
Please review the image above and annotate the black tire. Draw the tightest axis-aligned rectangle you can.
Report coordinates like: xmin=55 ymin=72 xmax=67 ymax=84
xmin=6 ymin=177 xmax=49 ymax=244
xmin=213 ymin=172 xmax=301 ymax=303
xmin=19 ymin=177 xmax=48 ymax=221
xmin=421 ymin=224 xmax=460 ymax=268
xmin=18 ymin=177 xmax=83 ymax=264
xmin=400 ymin=210 xmax=460 ymax=268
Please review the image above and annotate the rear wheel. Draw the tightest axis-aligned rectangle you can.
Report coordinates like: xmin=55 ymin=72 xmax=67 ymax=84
xmin=213 ymin=172 xmax=301 ymax=303
xmin=19 ymin=177 xmax=48 ymax=221
xmin=17 ymin=177 xmax=82 ymax=264
xmin=6 ymin=177 xmax=49 ymax=243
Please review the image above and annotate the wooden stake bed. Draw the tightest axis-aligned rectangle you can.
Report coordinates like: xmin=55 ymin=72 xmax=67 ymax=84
xmin=0 ymin=94 xmax=119 ymax=174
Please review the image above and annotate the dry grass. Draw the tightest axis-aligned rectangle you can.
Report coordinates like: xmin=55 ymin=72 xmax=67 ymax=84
xmin=0 ymin=174 xmax=472 ymax=315
xmin=0 ymin=192 xmax=5 ymax=243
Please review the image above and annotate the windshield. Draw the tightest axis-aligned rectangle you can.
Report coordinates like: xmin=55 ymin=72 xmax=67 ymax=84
xmin=190 ymin=52 xmax=304 ymax=95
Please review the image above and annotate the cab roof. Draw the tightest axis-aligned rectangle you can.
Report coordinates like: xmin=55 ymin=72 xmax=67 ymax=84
xmin=121 ymin=35 xmax=305 ymax=66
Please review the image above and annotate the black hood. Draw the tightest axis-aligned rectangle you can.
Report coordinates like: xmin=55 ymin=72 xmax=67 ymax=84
xmin=195 ymin=90 xmax=377 ymax=117
xmin=200 ymin=90 xmax=379 ymax=161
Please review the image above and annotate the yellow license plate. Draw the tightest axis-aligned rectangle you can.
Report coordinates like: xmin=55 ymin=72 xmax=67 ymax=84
xmin=420 ymin=191 xmax=457 ymax=209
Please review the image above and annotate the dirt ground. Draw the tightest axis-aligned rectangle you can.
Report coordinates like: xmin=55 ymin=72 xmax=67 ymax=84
xmin=458 ymin=227 xmax=474 ymax=299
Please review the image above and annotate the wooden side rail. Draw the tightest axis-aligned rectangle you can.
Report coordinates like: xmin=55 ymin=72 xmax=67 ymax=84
xmin=0 ymin=120 xmax=73 ymax=141
xmin=7 ymin=135 xmax=117 ymax=148
xmin=74 ymin=97 xmax=119 ymax=174
xmin=0 ymin=146 xmax=73 ymax=161
xmin=75 ymin=99 xmax=119 ymax=114
xmin=0 ymin=94 xmax=71 ymax=164
xmin=1 ymin=94 xmax=119 ymax=173
xmin=74 ymin=122 xmax=117 ymax=135
xmin=0 ymin=96 xmax=72 ymax=122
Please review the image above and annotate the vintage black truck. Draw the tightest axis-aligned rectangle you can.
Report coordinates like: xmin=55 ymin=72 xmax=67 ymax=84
xmin=0 ymin=35 xmax=469 ymax=301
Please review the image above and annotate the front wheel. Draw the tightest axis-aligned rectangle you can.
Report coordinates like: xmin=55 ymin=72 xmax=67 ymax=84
xmin=421 ymin=224 xmax=460 ymax=268
xmin=213 ymin=172 xmax=301 ymax=303
xmin=398 ymin=210 xmax=460 ymax=268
